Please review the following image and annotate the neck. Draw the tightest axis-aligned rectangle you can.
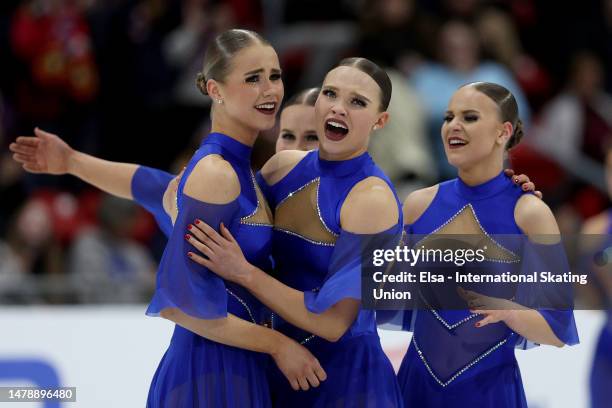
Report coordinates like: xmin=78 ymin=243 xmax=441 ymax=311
xmin=319 ymin=145 xmax=367 ymax=162
xmin=210 ymin=111 xmax=259 ymax=147
xmin=457 ymin=157 xmax=503 ymax=186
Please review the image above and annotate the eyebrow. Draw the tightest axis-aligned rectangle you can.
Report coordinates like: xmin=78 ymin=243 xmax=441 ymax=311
xmin=445 ymin=109 xmax=480 ymax=114
xmin=281 ymin=129 xmax=318 ymax=134
xmin=323 ymin=85 xmax=372 ymax=104
xmin=244 ymin=68 xmax=282 ymax=76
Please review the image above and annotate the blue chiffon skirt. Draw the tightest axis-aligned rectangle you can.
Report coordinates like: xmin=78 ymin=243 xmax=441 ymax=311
xmin=268 ymin=333 xmax=403 ymax=408
xmin=397 ymin=343 xmax=527 ymax=408
xmin=147 ymin=325 xmax=271 ymax=407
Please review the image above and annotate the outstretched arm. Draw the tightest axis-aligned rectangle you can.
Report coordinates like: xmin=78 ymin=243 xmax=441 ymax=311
xmin=10 ymin=128 xmax=145 ymax=200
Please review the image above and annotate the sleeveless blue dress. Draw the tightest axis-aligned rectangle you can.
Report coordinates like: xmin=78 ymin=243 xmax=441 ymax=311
xmin=397 ymin=171 xmax=579 ymax=408
xmin=590 ymin=210 xmax=612 ymax=408
xmin=257 ymin=150 xmax=404 ymax=408
xmin=140 ymin=133 xmax=274 ymax=407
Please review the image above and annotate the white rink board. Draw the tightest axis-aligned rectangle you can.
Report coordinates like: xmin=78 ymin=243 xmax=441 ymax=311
xmin=0 ymin=307 xmax=603 ymax=408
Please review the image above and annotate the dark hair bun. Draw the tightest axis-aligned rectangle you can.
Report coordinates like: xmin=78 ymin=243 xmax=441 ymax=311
xmin=507 ymin=119 xmax=523 ymax=150
xmin=196 ymin=72 xmax=208 ymax=96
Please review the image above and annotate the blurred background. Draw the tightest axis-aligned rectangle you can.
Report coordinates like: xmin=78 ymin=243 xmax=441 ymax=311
xmin=0 ymin=0 xmax=610 ymax=407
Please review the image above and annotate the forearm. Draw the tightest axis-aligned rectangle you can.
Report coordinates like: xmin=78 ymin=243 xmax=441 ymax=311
xmin=68 ymin=151 xmax=139 ymax=200
xmin=160 ymin=308 xmax=284 ymax=355
xmin=504 ymin=307 xmax=565 ymax=347
xmin=243 ymin=267 xmax=354 ymax=342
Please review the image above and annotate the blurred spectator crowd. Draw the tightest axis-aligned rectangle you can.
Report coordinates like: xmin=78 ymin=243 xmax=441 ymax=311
xmin=0 ymin=0 xmax=611 ymax=304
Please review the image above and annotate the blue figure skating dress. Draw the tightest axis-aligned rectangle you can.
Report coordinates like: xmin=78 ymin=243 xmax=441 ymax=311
xmin=590 ymin=210 xmax=612 ymax=408
xmin=138 ymin=133 xmax=274 ymax=407
xmin=397 ymin=171 xmax=579 ymax=408
xmin=257 ymin=150 xmax=404 ymax=408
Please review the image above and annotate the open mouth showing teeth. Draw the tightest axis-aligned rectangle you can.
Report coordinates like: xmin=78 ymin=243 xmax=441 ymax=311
xmin=325 ymin=119 xmax=349 ymax=141
xmin=255 ymin=103 xmax=276 ymax=114
xmin=448 ymin=137 xmax=467 ymax=147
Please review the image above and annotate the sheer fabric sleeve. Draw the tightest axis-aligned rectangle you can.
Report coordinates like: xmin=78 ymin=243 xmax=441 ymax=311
xmin=146 ymin=193 xmax=240 ymax=319
xmin=304 ymin=225 xmax=402 ymax=314
xmin=131 ymin=165 xmax=174 ymax=237
xmin=514 ymin=240 xmax=579 ymax=349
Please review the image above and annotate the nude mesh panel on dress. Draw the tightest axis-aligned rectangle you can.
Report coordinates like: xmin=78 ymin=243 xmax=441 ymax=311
xmin=416 ymin=204 xmax=519 ymax=262
xmin=241 ymin=183 xmax=273 ymax=226
xmin=274 ymin=179 xmax=337 ymax=245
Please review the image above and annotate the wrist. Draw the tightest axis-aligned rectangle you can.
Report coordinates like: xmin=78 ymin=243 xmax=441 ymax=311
xmin=238 ymin=263 xmax=259 ymax=289
xmin=66 ymin=149 xmax=80 ymax=175
xmin=268 ymin=330 xmax=286 ymax=358
xmin=501 ymin=301 xmax=520 ymax=324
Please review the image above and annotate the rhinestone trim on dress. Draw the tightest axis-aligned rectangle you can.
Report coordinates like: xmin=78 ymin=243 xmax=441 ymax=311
xmin=419 ymin=292 xmax=478 ymax=330
xmin=226 ymin=288 xmax=256 ymax=324
xmin=414 ymin=203 xmax=519 ymax=264
xmin=412 ymin=335 xmax=510 ymax=387
xmin=240 ymin=171 xmax=273 ymax=227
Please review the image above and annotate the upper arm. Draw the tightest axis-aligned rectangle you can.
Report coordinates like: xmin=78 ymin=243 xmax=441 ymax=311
xmin=514 ymin=194 xmax=560 ymax=244
xmin=340 ymin=177 xmax=399 ymax=234
xmin=260 ymin=150 xmax=309 ymax=186
xmin=579 ymin=211 xmax=609 ymax=256
xmin=183 ymin=155 xmax=240 ymax=204
xmin=402 ymin=185 xmax=439 ymax=225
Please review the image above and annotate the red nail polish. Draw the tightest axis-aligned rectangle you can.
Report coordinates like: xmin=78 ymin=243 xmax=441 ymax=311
xmin=195 ymin=220 xmax=200 ymax=225
xmin=185 ymin=234 xmax=190 ymax=240
xmin=475 ymin=322 xmax=480 ymax=327
xmin=187 ymin=252 xmax=193 ymax=258
xmin=187 ymin=224 xmax=192 ymax=230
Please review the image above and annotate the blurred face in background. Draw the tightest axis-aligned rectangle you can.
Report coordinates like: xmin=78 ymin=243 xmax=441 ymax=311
xmin=275 ymin=104 xmax=319 ymax=152
xmin=442 ymin=85 xmax=510 ymax=170
xmin=15 ymin=200 xmax=53 ymax=250
xmin=439 ymin=21 xmax=479 ymax=72
xmin=570 ymin=52 xmax=604 ymax=99
xmin=315 ymin=66 xmax=388 ymax=160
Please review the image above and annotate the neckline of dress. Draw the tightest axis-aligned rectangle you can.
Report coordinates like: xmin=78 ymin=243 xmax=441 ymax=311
xmin=202 ymin=132 xmax=252 ymax=164
xmin=454 ymin=171 xmax=511 ymax=200
xmin=315 ymin=151 xmax=371 ymax=177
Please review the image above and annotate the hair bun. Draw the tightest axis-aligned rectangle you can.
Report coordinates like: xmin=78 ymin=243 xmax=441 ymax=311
xmin=196 ymin=72 xmax=208 ymax=96
xmin=507 ymin=119 xmax=524 ymax=150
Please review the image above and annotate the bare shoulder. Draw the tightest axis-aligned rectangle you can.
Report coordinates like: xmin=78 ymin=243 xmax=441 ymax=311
xmin=340 ymin=177 xmax=399 ymax=234
xmin=581 ymin=210 xmax=610 ymax=234
xmin=514 ymin=194 xmax=560 ymax=242
xmin=183 ymin=154 xmax=240 ymax=204
xmin=260 ymin=150 xmax=309 ymax=186
xmin=402 ymin=184 xmax=439 ymax=225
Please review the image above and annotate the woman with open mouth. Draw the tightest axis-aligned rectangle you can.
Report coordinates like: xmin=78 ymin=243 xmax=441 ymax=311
xmin=395 ymin=82 xmax=579 ymax=407
xmin=10 ymin=28 xmax=327 ymax=408
xmin=185 ymin=57 xmax=405 ymax=407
